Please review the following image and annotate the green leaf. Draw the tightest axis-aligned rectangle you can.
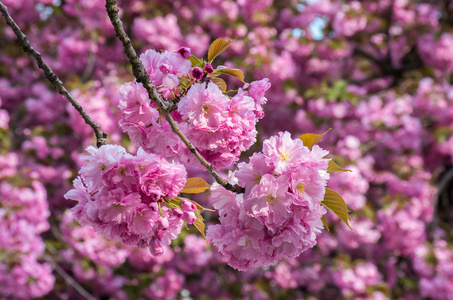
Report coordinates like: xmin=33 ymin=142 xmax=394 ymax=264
xmin=208 ymin=38 xmax=232 ymax=62
xmin=326 ymin=90 xmax=338 ymax=102
xmin=321 ymin=215 xmax=329 ymax=231
xmin=322 ymin=187 xmax=352 ymax=229
xmin=327 ymin=160 xmax=352 ymax=173
xmin=180 ymin=178 xmax=211 ymax=194
xmin=188 ymin=55 xmax=202 ymax=67
xmin=193 ymin=208 xmax=207 ymax=240
xmin=212 ymin=77 xmax=227 ymax=92
xmin=304 ymin=89 xmax=317 ymax=99
xmin=299 ymin=129 xmax=331 ymax=149
xmin=164 ymin=200 xmax=182 ymax=210
xmin=326 ymin=80 xmax=349 ymax=102
xmin=434 ymin=126 xmax=453 ymax=143
xmin=216 ymin=66 xmax=245 ymax=83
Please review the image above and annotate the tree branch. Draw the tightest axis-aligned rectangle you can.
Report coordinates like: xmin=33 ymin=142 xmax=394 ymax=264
xmin=105 ymin=0 xmax=245 ymax=194
xmin=0 ymin=1 xmax=108 ymax=148
xmin=43 ymin=254 xmax=96 ymax=300
xmin=353 ymin=47 xmax=382 ymax=66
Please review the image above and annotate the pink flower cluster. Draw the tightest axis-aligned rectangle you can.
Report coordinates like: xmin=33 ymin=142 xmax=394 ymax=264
xmin=140 ymin=49 xmax=192 ymax=99
xmin=418 ymin=33 xmax=453 ymax=73
xmin=207 ymin=131 xmax=329 ymax=270
xmin=332 ymin=262 xmax=382 ymax=297
xmin=65 ymin=144 xmax=195 ymax=256
xmin=177 ymin=80 xmax=266 ymax=169
xmin=118 ymin=49 xmax=270 ymax=170
xmin=60 ymin=210 xmax=130 ymax=268
xmin=332 ymin=2 xmax=367 ymax=37
xmin=145 ymin=269 xmax=185 ymax=300
xmin=415 ymin=240 xmax=453 ymax=300
xmin=0 ymin=181 xmax=54 ymax=299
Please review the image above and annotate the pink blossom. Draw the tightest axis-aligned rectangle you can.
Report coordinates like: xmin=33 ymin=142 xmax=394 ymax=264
xmin=118 ymin=81 xmax=159 ymax=126
xmin=204 ymin=63 xmax=214 ymax=73
xmin=208 ymin=132 xmax=329 ymax=270
xmin=236 ymin=152 xmax=274 ymax=193
xmin=79 ymin=145 xmax=127 ymax=192
xmin=333 ymin=11 xmax=367 ymax=37
xmin=243 ymin=78 xmax=271 ymax=118
xmin=262 ymin=131 xmax=310 ymax=174
xmin=245 ymin=174 xmax=292 ymax=230
xmin=191 ymin=67 xmax=204 ymax=81
xmin=178 ymin=82 xmax=229 ymax=130
xmin=65 ymin=145 xmax=190 ymax=256
xmin=177 ymin=46 xmax=192 ymax=58
xmin=140 ymin=49 xmax=191 ymax=88
xmin=418 ymin=33 xmax=453 ymax=72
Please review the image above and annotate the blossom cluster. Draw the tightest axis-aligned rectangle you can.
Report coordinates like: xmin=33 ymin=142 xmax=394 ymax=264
xmin=64 ymin=144 xmax=194 ymax=256
xmin=118 ymin=49 xmax=270 ymax=170
xmin=0 ymin=179 xmax=54 ymax=299
xmin=59 ymin=210 xmax=130 ymax=268
xmin=415 ymin=240 xmax=453 ymax=300
xmin=418 ymin=33 xmax=453 ymax=73
xmin=207 ymin=131 xmax=329 ymax=270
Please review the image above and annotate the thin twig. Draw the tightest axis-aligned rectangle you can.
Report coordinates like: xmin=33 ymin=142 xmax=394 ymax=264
xmin=437 ymin=169 xmax=453 ymax=202
xmin=43 ymin=254 xmax=96 ymax=300
xmin=431 ymin=168 xmax=453 ymax=239
xmin=105 ymin=0 xmax=244 ymax=194
xmin=353 ymin=47 xmax=382 ymax=66
xmin=0 ymin=1 xmax=107 ymax=148
xmin=81 ymin=32 xmax=97 ymax=83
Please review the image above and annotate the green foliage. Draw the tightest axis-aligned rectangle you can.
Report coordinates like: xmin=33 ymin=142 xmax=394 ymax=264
xmin=214 ymin=66 xmax=245 ymax=83
xmin=180 ymin=177 xmax=211 ymax=194
xmin=322 ymin=188 xmax=352 ymax=230
xmin=189 ymin=54 xmax=203 ymax=67
xmin=304 ymin=80 xmax=360 ymax=104
xmin=208 ymin=38 xmax=233 ymax=62
xmin=327 ymin=160 xmax=352 ymax=173
xmin=212 ymin=77 xmax=227 ymax=92
xmin=299 ymin=129 xmax=330 ymax=149
xmin=321 ymin=215 xmax=329 ymax=231
xmin=193 ymin=208 xmax=207 ymax=240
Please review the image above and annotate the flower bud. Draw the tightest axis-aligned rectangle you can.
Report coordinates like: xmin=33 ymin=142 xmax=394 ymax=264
xmin=177 ymin=47 xmax=192 ymax=59
xmin=181 ymin=200 xmax=196 ymax=212
xmin=149 ymin=239 xmax=164 ymax=257
xmin=204 ymin=63 xmax=214 ymax=74
xmin=182 ymin=211 xmax=197 ymax=224
xmin=173 ymin=207 xmax=184 ymax=218
xmin=191 ymin=67 xmax=204 ymax=81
